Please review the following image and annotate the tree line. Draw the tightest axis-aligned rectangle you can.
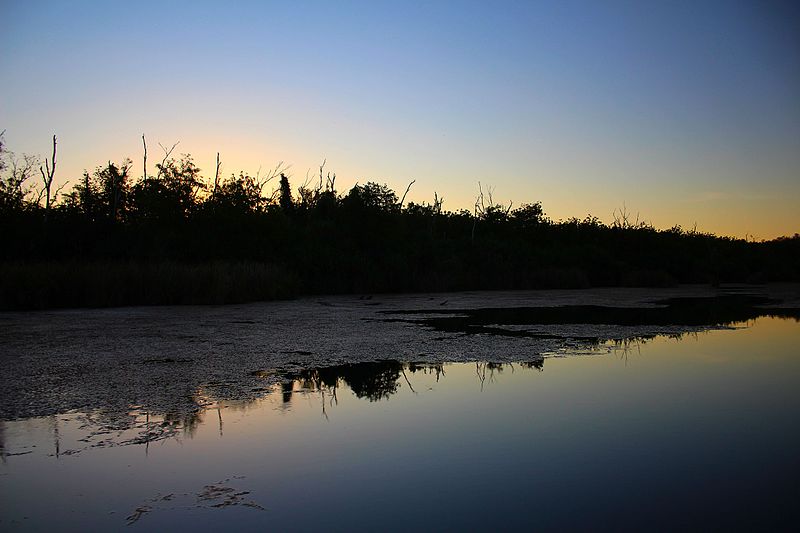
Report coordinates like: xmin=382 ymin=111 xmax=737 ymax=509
xmin=1 ymin=132 xmax=798 ymax=309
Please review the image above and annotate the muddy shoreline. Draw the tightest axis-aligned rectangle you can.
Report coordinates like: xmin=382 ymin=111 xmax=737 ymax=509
xmin=2 ymin=285 xmax=799 ymax=422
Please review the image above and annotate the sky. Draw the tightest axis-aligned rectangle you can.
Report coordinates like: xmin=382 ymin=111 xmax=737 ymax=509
xmin=1 ymin=0 xmax=798 ymax=239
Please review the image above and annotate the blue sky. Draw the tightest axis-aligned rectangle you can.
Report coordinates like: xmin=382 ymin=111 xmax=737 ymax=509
xmin=2 ymin=0 xmax=798 ymax=238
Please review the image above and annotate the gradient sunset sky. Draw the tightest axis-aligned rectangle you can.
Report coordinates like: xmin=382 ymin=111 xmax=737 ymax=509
xmin=2 ymin=0 xmax=798 ymax=239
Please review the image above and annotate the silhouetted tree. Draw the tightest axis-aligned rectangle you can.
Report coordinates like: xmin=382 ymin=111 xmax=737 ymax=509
xmin=341 ymin=361 xmax=403 ymax=401
xmin=511 ymin=202 xmax=545 ymax=229
xmin=206 ymin=172 xmax=265 ymax=214
xmin=342 ymin=182 xmax=399 ymax=213
xmin=2 ymin=132 xmax=798 ymax=310
xmin=63 ymin=159 xmax=131 ymax=222
xmin=293 ymin=362 xmax=404 ymax=402
xmin=39 ymin=135 xmax=56 ymax=222
xmin=99 ymin=160 xmax=132 ymax=222
xmin=63 ymin=170 xmax=101 ymax=220
xmin=130 ymin=154 xmax=203 ymax=222
xmin=297 ymin=160 xmax=337 ymax=214
xmin=278 ymin=173 xmax=293 ymax=212
xmin=0 ymin=142 xmax=38 ymax=215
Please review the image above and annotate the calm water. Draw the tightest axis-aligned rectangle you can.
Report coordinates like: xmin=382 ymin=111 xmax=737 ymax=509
xmin=1 ymin=315 xmax=798 ymax=531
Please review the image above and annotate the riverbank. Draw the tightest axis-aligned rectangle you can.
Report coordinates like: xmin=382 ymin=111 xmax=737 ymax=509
xmin=0 ymin=259 xmax=759 ymax=311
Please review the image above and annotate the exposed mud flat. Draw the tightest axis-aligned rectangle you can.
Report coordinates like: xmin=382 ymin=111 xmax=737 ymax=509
xmin=2 ymin=314 xmax=800 ymax=530
xmin=1 ymin=285 xmax=799 ymax=424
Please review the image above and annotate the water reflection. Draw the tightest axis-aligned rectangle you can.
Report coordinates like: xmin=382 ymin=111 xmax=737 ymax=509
xmin=2 ymin=317 xmax=799 ymax=531
xmin=381 ymin=294 xmax=800 ymax=337
xmin=2 ymin=292 xmax=799 ymax=448
xmin=0 ymin=360 xmax=550 ymax=458
xmin=287 ymin=361 xmax=439 ymax=402
xmin=0 ymin=329 xmax=785 ymax=455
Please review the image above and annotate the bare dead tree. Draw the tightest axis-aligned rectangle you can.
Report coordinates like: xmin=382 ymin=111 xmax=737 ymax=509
xmin=31 ymin=177 xmax=46 ymax=207
xmin=299 ymin=159 xmax=338 ymax=208
xmin=430 ymin=192 xmax=444 ymax=237
xmin=399 ymin=179 xmax=416 ymax=208
xmin=52 ymin=181 xmax=69 ymax=205
xmin=612 ymin=202 xmax=646 ymax=230
xmin=50 ymin=415 xmax=60 ymax=459
xmin=472 ymin=182 xmax=485 ymax=243
xmin=471 ymin=182 xmax=512 ymax=241
xmin=39 ymin=135 xmax=57 ymax=221
xmin=299 ymin=170 xmax=315 ymax=203
xmin=142 ymin=134 xmax=147 ymax=180
xmin=3 ymin=153 xmax=39 ymax=209
xmin=476 ymin=362 xmax=487 ymax=392
xmin=318 ymin=158 xmax=326 ymax=192
xmin=0 ymin=129 xmax=5 ymax=172
xmin=213 ymin=152 xmax=221 ymax=195
xmin=475 ymin=182 xmax=486 ymax=215
xmin=401 ymin=366 xmax=417 ymax=394
xmin=317 ymin=159 xmax=336 ymax=194
xmin=261 ymin=161 xmax=290 ymax=204
xmin=433 ymin=192 xmax=443 ymax=213
xmin=157 ymin=141 xmax=180 ymax=177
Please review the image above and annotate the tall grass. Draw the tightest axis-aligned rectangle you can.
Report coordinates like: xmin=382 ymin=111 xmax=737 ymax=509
xmin=0 ymin=260 xmax=298 ymax=310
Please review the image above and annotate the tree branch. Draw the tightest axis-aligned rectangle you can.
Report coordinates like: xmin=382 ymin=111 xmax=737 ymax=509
xmin=142 ymin=134 xmax=147 ymax=180
xmin=399 ymin=179 xmax=416 ymax=208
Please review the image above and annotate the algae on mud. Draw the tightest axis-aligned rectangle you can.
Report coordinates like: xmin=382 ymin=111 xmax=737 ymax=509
xmin=1 ymin=285 xmax=798 ymax=423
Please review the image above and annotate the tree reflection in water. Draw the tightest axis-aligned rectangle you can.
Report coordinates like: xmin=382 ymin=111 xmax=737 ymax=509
xmin=0 ymin=319 xmax=767 ymax=458
xmin=280 ymin=359 xmax=544 ymax=406
xmin=21 ymin=333 xmax=712 ymax=455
